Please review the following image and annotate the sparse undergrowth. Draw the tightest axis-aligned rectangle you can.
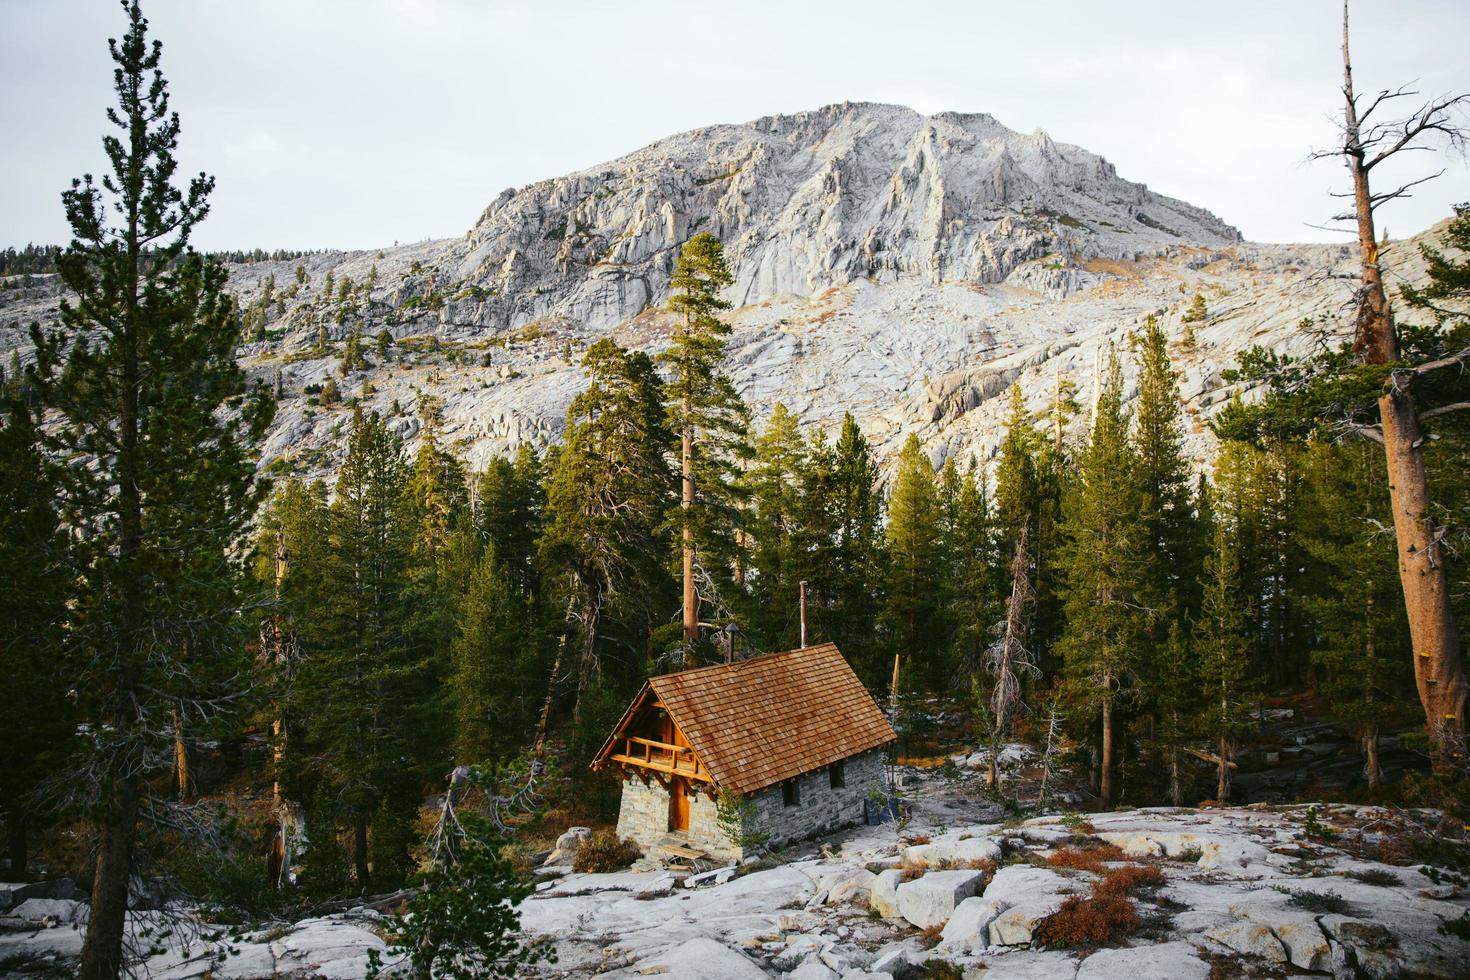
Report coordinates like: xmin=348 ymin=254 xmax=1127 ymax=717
xmin=1033 ymin=861 xmax=1166 ymax=948
xmin=1274 ymin=885 xmax=1350 ymax=914
xmin=570 ymin=831 xmax=642 ymax=873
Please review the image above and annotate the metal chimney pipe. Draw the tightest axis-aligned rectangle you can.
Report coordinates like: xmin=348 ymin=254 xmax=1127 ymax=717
xmin=799 ymin=580 xmax=808 ymax=648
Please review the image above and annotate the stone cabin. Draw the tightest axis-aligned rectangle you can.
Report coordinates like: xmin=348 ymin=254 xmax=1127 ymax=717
xmin=590 ymin=643 xmax=896 ymax=863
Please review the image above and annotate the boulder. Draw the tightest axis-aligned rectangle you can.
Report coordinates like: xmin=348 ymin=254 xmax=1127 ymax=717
xmin=902 ymin=834 xmax=1002 ymax=868
xmin=1075 ymin=941 xmax=1211 ymax=980
xmin=979 ymin=864 xmax=1080 ymax=946
xmin=544 ymin=826 xmax=592 ymax=866
xmin=895 ymin=869 xmax=987 ymax=929
xmin=1201 ymin=919 xmax=1287 ymax=963
xmin=982 ymin=865 xmax=1078 ymax=905
xmin=825 ymin=869 xmax=877 ymax=906
xmin=869 ymin=868 xmax=904 ymax=918
xmin=989 ymin=899 xmax=1068 ymax=946
xmin=938 ymin=896 xmax=1008 ymax=953
xmin=7 ymin=878 xmax=85 ymax=905
xmin=7 ymin=897 xmax=88 ymax=925
xmin=1251 ymin=910 xmax=1332 ymax=972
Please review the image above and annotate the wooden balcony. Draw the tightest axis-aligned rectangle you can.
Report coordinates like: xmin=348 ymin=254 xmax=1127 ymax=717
xmin=609 ymin=736 xmax=712 ymax=782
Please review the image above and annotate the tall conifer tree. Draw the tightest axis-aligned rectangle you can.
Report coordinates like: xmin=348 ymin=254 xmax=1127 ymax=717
xmin=1056 ymin=349 xmax=1147 ymax=808
xmin=884 ymin=434 xmax=945 ymax=690
xmin=659 ymin=233 xmax=749 ymax=663
xmin=29 ymin=4 xmax=274 ymax=972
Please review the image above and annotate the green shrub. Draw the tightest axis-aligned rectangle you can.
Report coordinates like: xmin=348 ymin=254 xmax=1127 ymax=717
xmin=1275 ymin=886 xmax=1349 ymax=914
xmin=572 ymin=831 xmax=642 ymax=873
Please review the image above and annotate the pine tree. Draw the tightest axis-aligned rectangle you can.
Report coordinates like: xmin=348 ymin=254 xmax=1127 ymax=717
xmin=1056 ymin=348 xmax=1147 ymax=808
xmin=746 ymin=403 xmax=809 ymax=649
xmin=28 ymin=5 xmax=274 ymax=972
xmin=539 ymin=340 xmax=674 ymax=726
xmin=659 ymin=233 xmax=749 ymax=663
xmin=1154 ymin=621 xmax=1197 ymax=805
xmin=1195 ymin=512 xmax=1252 ymax=802
xmin=341 ymin=325 xmax=366 ymax=373
xmin=822 ymin=413 xmax=885 ymax=681
xmin=1297 ymin=439 xmax=1411 ymax=788
xmin=1182 ymin=292 xmax=1208 ymax=323
xmin=949 ymin=464 xmax=1001 ymax=690
xmin=884 ymin=434 xmax=945 ymax=690
xmin=290 ymin=409 xmax=427 ymax=891
xmin=1133 ymin=315 xmax=1197 ymax=613
xmin=476 ymin=444 xmax=546 ymax=598
xmin=0 ymin=403 xmax=71 ymax=876
xmin=450 ymin=545 xmax=533 ymax=763
xmin=994 ymin=385 xmax=1040 ymax=551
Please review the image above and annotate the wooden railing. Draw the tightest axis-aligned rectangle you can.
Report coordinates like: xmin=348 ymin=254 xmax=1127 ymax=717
xmin=609 ymin=736 xmax=711 ymax=782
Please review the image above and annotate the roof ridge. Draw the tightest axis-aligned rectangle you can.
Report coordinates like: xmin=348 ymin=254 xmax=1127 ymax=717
xmin=648 ymin=642 xmax=837 ymax=684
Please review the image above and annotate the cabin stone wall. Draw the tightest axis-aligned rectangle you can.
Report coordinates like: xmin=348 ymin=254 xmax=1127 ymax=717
xmin=745 ymin=748 xmax=886 ymax=851
xmin=613 ymin=776 xmax=739 ymax=861
xmin=614 ymin=748 xmax=888 ymax=863
xmin=614 ymin=775 xmax=668 ymax=847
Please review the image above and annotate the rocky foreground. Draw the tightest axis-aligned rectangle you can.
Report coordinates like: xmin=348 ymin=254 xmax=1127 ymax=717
xmin=4 ymin=760 xmax=1468 ymax=979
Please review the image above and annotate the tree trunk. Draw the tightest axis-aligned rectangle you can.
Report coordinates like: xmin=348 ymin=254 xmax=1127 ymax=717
xmin=173 ymin=710 xmax=190 ymax=802
xmin=1364 ymin=725 xmax=1382 ymax=789
xmin=1341 ymin=2 xmax=1469 ymax=774
xmin=533 ymin=613 xmax=570 ymax=755
xmin=1100 ymin=694 xmax=1114 ymax=809
xmin=78 ymin=778 xmax=141 ymax=980
xmin=353 ymin=820 xmax=370 ymax=893
xmin=6 ymin=815 xmax=27 ymax=879
xmin=1216 ymin=736 xmax=1231 ymax=802
xmin=682 ymin=413 xmax=697 ymax=666
xmin=1168 ymin=747 xmax=1182 ymax=807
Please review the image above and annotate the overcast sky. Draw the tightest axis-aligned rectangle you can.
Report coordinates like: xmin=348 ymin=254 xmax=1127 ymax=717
xmin=3 ymin=0 xmax=1467 ymax=251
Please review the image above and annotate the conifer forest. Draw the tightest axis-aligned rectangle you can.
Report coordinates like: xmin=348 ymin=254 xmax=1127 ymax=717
xmin=2 ymin=2 xmax=1470 ymax=978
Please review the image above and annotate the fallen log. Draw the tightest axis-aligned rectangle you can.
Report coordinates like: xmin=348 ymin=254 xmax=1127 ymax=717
xmin=1184 ymin=747 xmax=1239 ymax=770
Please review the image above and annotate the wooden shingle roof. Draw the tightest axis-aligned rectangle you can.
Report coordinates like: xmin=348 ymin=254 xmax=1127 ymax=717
xmin=634 ymin=643 xmax=895 ymax=794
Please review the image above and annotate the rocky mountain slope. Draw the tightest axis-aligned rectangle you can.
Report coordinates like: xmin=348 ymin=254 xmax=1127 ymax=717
xmin=0 ymin=103 xmax=1439 ymax=479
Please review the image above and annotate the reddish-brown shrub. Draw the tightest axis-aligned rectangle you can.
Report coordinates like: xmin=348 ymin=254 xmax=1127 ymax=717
xmin=1094 ymin=863 xmax=1166 ymax=898
xmin=1047 ymin=843 xmax=1125 ymax=873
xmin=1033 ymin=894 xmax=1140 ymax=947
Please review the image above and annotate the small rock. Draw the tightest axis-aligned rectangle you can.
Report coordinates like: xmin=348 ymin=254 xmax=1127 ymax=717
xmin=544 ymin=826 xmax=592 ymax=866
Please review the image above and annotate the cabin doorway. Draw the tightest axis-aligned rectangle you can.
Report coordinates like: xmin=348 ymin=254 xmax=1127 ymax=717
xmin=668 ymin=777 xmax=691 ymax=833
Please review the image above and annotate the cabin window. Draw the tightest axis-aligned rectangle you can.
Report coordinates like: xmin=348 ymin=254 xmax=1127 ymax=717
xmin=829 ymin=761 xmax=846 ymax=789
xmin=782 ymin=777 xmax=800 ymax=807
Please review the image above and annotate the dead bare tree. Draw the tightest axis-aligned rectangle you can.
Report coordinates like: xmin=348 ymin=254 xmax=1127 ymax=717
xmin=984 ymin=527 xmax=1039 ymax=788
xmin=1323 ymin=1 xmax=1470 ymax=774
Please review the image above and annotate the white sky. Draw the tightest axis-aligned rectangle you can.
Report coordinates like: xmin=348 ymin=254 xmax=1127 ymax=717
xmin=2 ymin=0 xmax=1467 ymax=251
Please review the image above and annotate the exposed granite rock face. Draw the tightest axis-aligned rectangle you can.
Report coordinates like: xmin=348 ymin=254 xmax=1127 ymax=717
xmin=0 ymin=104 xmax=1447 ymax=488
xmin=449 ymin=103 xmax=1241 ymax=332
